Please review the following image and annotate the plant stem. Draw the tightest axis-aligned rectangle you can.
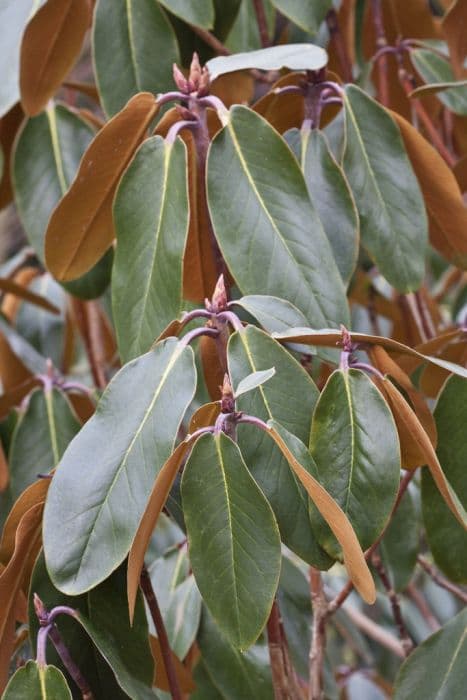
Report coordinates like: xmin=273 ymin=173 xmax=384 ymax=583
xmin=371 ymin=552 xmax=414 ymax=656
xmin=339 ymin=604 xmax=405 ymax=658
xmin=49 ymin=626 xmax=94 ymax=699
xmin=417 ymin=556 xmax=467 ymax=604
xmin=266 ymin=600 xmax=301 ymax=700
xmin=371 ymin=0 xmax=389 ymax=106
xmin=71 ymin=299 xmax=107 ymax=390
xmin=252 ymin=0 xmax=270 ymax=47
xmin=309 ymin=568 xmax=327 ymax=700
xmin=189 ymin=25 xmax=230 ymax=55
xmin=406 ymin=582 xmax=441 ymax=632
xmin=140 ymin=566 xmax=182 ymax=700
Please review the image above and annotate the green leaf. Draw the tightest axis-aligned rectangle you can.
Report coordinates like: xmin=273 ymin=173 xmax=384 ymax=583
xmin=191 ymin=661 xmax=224 ymax=700
xmin=232 ymin=295 xmax=309 ymax=334
xmin=270 ymin=0 xmax=332 ymax=34
xmin=2 ymin=661 xmax=72 ymax=699
xmin=411 ymin=48 xmax=467 ymax=116
xmin=309 ymin=368 xmax=400 ymax=557
xmin=234 ymin=367 xmax=275 ymax=397
xmin=93 ymin=0 xmax=180 ymax=117
xmin=342 ymin=85 xmax=428 ymax=292
xmin=206 ymin=43 xmax=328 ymax=80
xmin=207 ymin=106 xmax=349 ymax=328
xmin=277 ymin=556 xmax=311 ymax=678
xmin=181 ymin=432 xmax=281 ymax=649
xmin=12 ymin=103 xmax=113 ymax=299
xmin=197 ymin=607 xmax=274 ymax=698
xmin=227 ymin=326 xmax=332 ymax=567
xmin=158 ymin=0 xmax=214 ymax=28
xmin=422 ymin=375 xmax=467 ymax=583
xmin=113 ymin=136 xmax=189 ymax=363
xmin=394 ymin=607 xmax=467 ymax=700
xmin=8 ymin=387 xmax=80 ymax=501
xmin=380 ymin=489 xmax=419 ymax=592
xmin=43 ymin=338 xmax=196 ymax=595
xmin=224 ymin=0 xmax=274 ymax=53
xmin=299 ymin=128 xmax=359 ymax=286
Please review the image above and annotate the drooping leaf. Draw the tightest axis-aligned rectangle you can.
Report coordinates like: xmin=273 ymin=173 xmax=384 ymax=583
xmin=93 ymin=0 xmax=179 ymax=117
xmin=231 ymin=294 xmax=310 ymax=336
xmin=43 ymin=338 xmax=197 ymax=595
xmin=113 ymin=136 xmax=189 ymax=362
xmin=342 ymin=85 xmax=428 ymax=291
xmin=0 ymin=103 xmax=24 ymax=209
xmin=298 ymin=128 xmax=359 ymax=286
xmin=2 ymin=661 xmax=72 ymax=699
xmin=0 ymin=277 xmax=59 ymax=315
xmin=267 ymin=421 xmax=376 ymax=604
xmin=270 ymin=0 xmax=332 ymax=34
xmin=44 ymin=92 xmax=158 ymax=282
xmin=158 ymin=0 xmax=214 ymax=28
xmin=380 ymin=489 xmax=419 ymax=592
xmin=393 ymin=608 xmax=467 ymax=700
xmin=391 ymin=109 xmax=467 ymax=270
xmin=149 ymin=636 xmax=195 ymax=693
xmin=234 ymin=367 xmax=275 ymax=397
xmin=7 ymin=387 xmax=80 ymax=501
xmin=0 ymin=478 xmax=50 ymax=565
xmin=410 ymin=48 xmax=467 ymax=115
xmin=181 ymin=432 xmax=282 ymax=649
xmin=228 ymin=326 xmax=332 ymax=568
xmin=207 ymin=106 xmax=349 ymax=328
xmin=442 ymin=0 xmax=467 ymax=77
xmin=309 ymin=368 xmax=400 ymax=557
xmin=19 ymin=0 xmax=90 ymax=116
xmin=422 ymin=375 xmax=467 ymax=583
xmin=206 ymin=43 xmax=328 ymax=79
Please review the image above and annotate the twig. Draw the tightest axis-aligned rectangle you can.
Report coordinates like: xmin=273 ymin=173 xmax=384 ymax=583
xmin=140 ymin=566 xmax=182 ymax=700
xmin=266 ymin=600 xmax=302 ymax=700
xmin=309 ymin=568 xmax=327 ymax=700
xmin=371 ymin=0 xmax=389 ymax=105
xmin=188 ymin=24 xmax=230 ymax=55
xmin=406 ymin=583 xmax=441 ymax=632
xmin=340 ymin=604 xmax=405 ymax=658
xmin=70 ymin=299 xmax=107 ymax=390
xmin=252 ymin=0 xmax=270 ymax=47
xmin=417 ymin=556 xmax=467 ymax=604
xmin=326 ymin=8 xmax=353 ymax=83
xmin=371 ymin=552 xmax=414 ymax=656
xmin=49 ymin=626 xmax=94 ymax=699
xmin=414 ymin=290 xmax=436 ymax=340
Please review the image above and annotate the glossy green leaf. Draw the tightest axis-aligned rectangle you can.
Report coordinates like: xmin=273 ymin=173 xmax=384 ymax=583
xmin=234 ymin=367 xmax=275 ymax=397
xmin=394 ymin=607 xmax=467 ymax=699
xmin=232 ymin=295 xmax=309 ymax=334
xmin=93 ymin=0 xmax=180 ymax=117
xmin=228 ymin=325 xmax=332 ymax=568
xmin=113 ymin=136 xmax=189 ymax=363
xmin=8 ymin=387 xmax=80 ymax=501
xmin=206 ymin=43 xmax=328 ymax=80
xmin=411 ymin=48 xmax=467 ymax=115
xmin=197 ymin=607 xmax=274 ymax=699
xmin=342 ymin=85 xmax=428 ymax=292
xmin=422 ymin=375 xmax=467 ymax=583
xmin=181 ymin=432 xmax=281 ymax=649
xmin=380 ymin=489 xmax=419 ymax=592
xmin=309 ymin=368 xmax=400 ymax=557
xmin=299 ymin=128 xmax=359 ymax=286
xmin=158 ymin=0 xmax=214 ymax=28
xmin=191 ymin=661 xmax=224 ymax=700
xmin=12 ymin=103 xmax=113 ymax=299
xmin=43 ymin=338 xmax=197 ymax=595
xmin=2 ymin=661 xmax=72 ymax=699
xmin=207 ymin=106 xmax=349 ymax=328
xmin=270 ymin=0 xmax=332 ymax=34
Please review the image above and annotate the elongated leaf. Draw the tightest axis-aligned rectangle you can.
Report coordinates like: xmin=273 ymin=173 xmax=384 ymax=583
xmin=234 ymin=367 xmax=275 ymax=397
xmin=0 ymin=0 xmax=38 ymax=117
xmin=113 ymin=136 xmax=189 ymax=362
xmin=43 ymin=338 xmax=196 ymax=595
xmin=232 ymin=295 xmax=309 ymax=334
xmin=149 ymin=636 xmax=195 ymax=693
xmin=93 ymin=0 xmax=179 ymax=117
xmin=270 ymin=0 xmax=332 ymax=34
xmin=2 ymin=661 xmax=72 ymax=699
xmin=380 ymin=489 xmax=419 ymax=592
xmin=8 ymin=387 xmax=80 ymax=501
xmin=391 ymin=110 xmax=467 ymax=270
xmin=277 ymin=556 xmax=311 ymax=678
xmin=309 ymin=369 xmax=400 ymax=557
xmin=158 ymin=0 xmax=214 ymax=28
xmin=394 ymin=608 xmax=467 ymax=699
xmin=268 ymin=421 xmax=376 ymax=604
xmin=0 ymin=478 xmax=50 ymax=564
xmin=0 ymin=103 xmax=24 ymax=208
xmin=410 ymin=79 xmax=467 ymax=100
xmin=224 ymin=0 xmax=274 ymax=53
xmin=342 ymin=85 xmax=427 ymax=291
xmin=0 ymin=277 xmax=59 ymax=314
xmin=299 ymin=128 xmax=359 ymax=286
xmin=207 ymin=43 xmax=328 ymax=80
xmin=20 ymin=0 xmax=89 ymax=116
xmin=411 ymin=48 xmax=467 ymax=115
xmin=442 ymin=0 xmax=467 ymax=77
xmin=207 ymin=106 xmax=349 ymax=328
xmin=422 ymin=375 xmax=467 ymax=583
xmin=44 ymin=92 xmax=158 ymax=281
xmin=181 ymin=432 xmax=281 ymax=649
xmin=228 ymin=326 xmax=332 ymax=567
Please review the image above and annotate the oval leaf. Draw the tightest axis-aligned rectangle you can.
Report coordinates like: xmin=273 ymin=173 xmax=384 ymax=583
xmin=2 ymin=661 xmax=72 ymax=699
xmin=181 ymin=432 xmax=282 ymax=649
xmin=234 ymin=367 xmax=275 ymax=397
xmin=43 ymin=338 xmax=196 ymax=595
xmin=232 ymin=294 xmax=309 ymax=334
xmin=342 ymin=85 xmax=428 ymax=291
xmin=113 ymin=136 xmax=189 ymax=362
xmin=207 ymin=106 xmax=349 ymax=328
xmin=206 ymin=43 xmax=328 ymax=80
xmin=410 ymin=48 xmax=467 ymax=115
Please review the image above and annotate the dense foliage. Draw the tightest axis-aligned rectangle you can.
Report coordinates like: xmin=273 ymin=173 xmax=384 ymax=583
xmin=0 ymin=0 xmax=467 ymax=698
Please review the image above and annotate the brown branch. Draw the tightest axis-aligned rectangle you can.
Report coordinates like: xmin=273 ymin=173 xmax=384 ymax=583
xmin=252 ymin=0 xmax=270 ymax=47
xmin=70 ymin=299 xmax=107 ymax=390
xmin=309 ymin=568 xmax=327 ymax=700
xmin=189 ymin=24 xmax=230 ymax=55
xmin=371 ymin=552 xmax=414 ymax=656
xmin=406 ymin=583 xmax=441 ymax=633
xmin=417 ymin=556 xmax=467 ymax=604
xmin=326 ymin=8 xmax=353 ymax=83
xmin=48 ymin=626 xmax=94 ymax=700
xmin=140 ymin=566 xmax=182 ymax=700
xmin=371 ymin=0 xmax=389 ymax=105
xmin=266 ymin=600 xmax=302 ymax=700
xmin=340 ymin=604 xmax=405 ymax=658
